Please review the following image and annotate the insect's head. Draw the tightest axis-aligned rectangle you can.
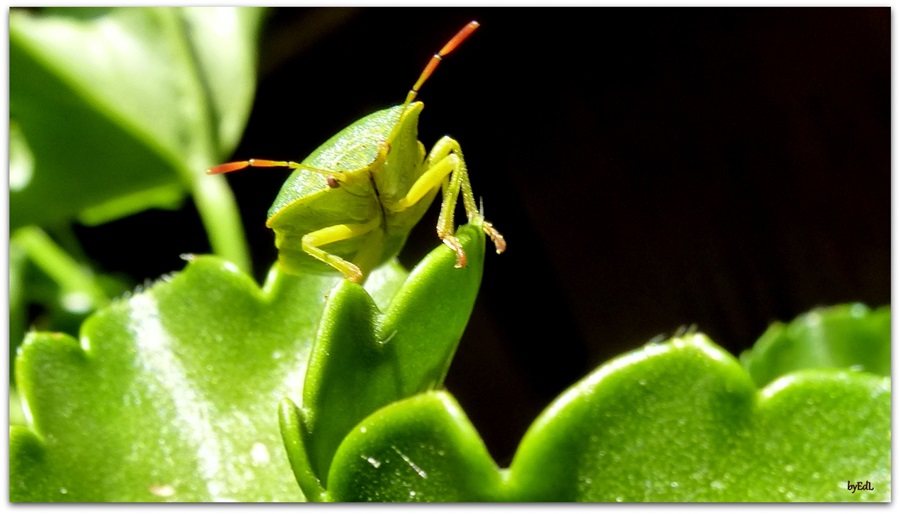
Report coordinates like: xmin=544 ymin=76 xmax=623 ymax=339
xmin=378 ymin=101 xmax=425 ymax=168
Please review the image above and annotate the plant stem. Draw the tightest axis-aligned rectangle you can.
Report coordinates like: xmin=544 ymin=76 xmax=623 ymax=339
xmin=190 ymin=173 xmax=252 ymax=275
xmin=12 ymin=226 xmax=109 ymax=310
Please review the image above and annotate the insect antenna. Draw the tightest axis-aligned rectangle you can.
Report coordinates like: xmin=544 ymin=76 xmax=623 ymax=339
xmin=383 ymin=21 xmax=480 ymax=153
xmin=400 ymin=20 xmax=480 ymax=113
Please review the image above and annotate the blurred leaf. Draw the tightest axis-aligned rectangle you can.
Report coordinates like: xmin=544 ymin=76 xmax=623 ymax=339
xmin=9 ymin=389 xmax=29 ymax=427
xmin=179 ymin=7 xmax=264 ymax=156
xmin=12 ymin=227 xmax=110 ymax=314
xmin=10 ymin=239 xmax=29 ymax=370
xmin=10 ymin=7 xmax=264 ymax=228
xmin=740 ymin=304 xmax=890 ymax=387
xmin=9 ymin=227 xmax=134 ymax=343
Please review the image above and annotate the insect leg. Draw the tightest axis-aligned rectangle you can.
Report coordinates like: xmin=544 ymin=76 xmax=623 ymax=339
xmin=430 ymin=138 xmax=505 ymax=253
xmin=390 ymin=136 xmax=505 ymax=266
xmin=432 ymin=137 xmax=506 ymax=258
xmin=301 ymin=218 xmax=381 ymax=283
xmin=389 ymin=153 xmax=465 ymax=265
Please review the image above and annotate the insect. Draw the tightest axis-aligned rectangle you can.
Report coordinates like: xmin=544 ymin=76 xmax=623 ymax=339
xmin=208 ymin=21 xmax=505 ymax=283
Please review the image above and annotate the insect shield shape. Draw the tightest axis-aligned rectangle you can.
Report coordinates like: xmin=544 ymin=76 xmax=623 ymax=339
xmin=208 ymin=21 xmax=505 ymax=283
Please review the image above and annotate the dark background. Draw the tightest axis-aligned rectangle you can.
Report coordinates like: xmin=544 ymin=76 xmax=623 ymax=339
xmin=79 ymin=8 xmax=890 ymax=465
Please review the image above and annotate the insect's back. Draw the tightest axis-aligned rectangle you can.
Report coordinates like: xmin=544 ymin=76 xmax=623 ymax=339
xmin=265 ymin=105 xmax=413 ymax=277
xmin=267 ymin=106 xmax=403 ymax=219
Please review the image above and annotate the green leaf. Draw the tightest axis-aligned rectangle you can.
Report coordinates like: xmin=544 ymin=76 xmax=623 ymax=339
xmin=10 ymin=7 xmax=262 ymax=226
xmin=9 ymin=238 xmax=29 ymax=372
xmin=282 ymin=223 xmax=486 ymax=493
xmin=510 ymin=333 xmax=890 ymax=501
xmin=9 ymin=390 xmax=29 ymax=427
xmin=741 ymin=303 xmax=890 ymax=387
xmin=327 ymin=391 xmax=504 ymax=502
xmin=328 ymin=334 xmax=889 ymax=502
xmin=10 ymin=256 xmax=348 ymax=502
xmin=9 ymin=7 xmax=262 ymax=271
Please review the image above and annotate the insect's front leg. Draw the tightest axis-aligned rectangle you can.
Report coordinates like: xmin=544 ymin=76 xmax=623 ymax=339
xmin=300 ymin=218 xmax=381 ymax=282
xmin=393 ymin=136 xmax=505 ymax=267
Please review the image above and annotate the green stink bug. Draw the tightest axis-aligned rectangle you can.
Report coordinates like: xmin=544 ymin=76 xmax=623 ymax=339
xmin=209 ymin=21 xmax=505 ymax=283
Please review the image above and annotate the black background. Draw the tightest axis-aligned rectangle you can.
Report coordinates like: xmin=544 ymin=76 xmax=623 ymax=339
xmin=79 ymin=7 xmax=890 ymax=465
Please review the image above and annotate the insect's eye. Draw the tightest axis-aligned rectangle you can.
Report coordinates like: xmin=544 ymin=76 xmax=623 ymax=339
xmin=326 ymin=176 xmax=340 ymax=189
